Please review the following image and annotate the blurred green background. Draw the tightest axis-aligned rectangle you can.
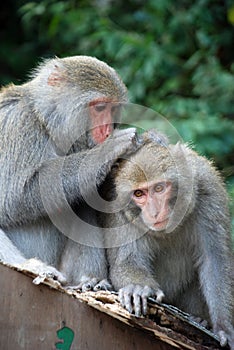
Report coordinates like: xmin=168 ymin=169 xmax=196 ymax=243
xmin=1 ymin=0 xmax=234 ymax=239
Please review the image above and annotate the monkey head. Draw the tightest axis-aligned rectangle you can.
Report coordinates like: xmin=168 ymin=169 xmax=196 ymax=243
xmin=114 ymin=132 xmax=195 ymax=235
xmin=30 ymin=56 xmax=128 ymax=150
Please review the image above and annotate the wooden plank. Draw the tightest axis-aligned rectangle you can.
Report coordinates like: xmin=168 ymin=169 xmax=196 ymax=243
xmin=0 ymin=263 xmax=222 ymax=350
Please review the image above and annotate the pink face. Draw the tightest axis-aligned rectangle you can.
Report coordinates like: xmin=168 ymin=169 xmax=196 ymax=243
xmin=132 ymin=181 xmax=172 ymax=231
xmin=89 ymin=98 xmax=121 ymax=144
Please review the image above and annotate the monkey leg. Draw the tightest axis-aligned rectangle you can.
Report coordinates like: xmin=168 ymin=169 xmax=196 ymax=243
xmin=59 ymin=239 xmax=110 ymax=291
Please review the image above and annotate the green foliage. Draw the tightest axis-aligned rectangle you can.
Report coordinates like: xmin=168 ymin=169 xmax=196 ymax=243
xmin=1 ymin=0 xmax=234 ymax=237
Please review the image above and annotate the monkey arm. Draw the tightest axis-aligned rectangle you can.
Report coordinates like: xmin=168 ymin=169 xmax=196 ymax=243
xmin=196 ymin=223 xmax=234 ymax=347
xmin=0 ymin=128 xmax=138 ymax=228
xmin=110 ymin=258 xmax=160 ymax=289
xmin=37 ymin=128 xmax=138 ymax=219
xmin=197 ymin=228 xmax=234 ymax=347
xmin=110 ymin=257 xmax=163 ymax=296
xmin=194 ymin=162 xmax=234 ymax=348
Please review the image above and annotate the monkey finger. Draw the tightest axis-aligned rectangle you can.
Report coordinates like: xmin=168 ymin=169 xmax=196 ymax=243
xmin=81 ymin=277 xmax=99 ymax=292
xmin=119 ymin=286 xmax=134 ymax=314
xmin=54 ymin=271 xmax=67 ymax=285
xmin=155 ymin=289 xmax=165 ymax=303
xmin=66 ymin=277 xmax=100 ymax=292
xmin=141 ymin=286 xmax=153 ymax=314
xmin=133 ymin=291 xmax=142 ymax=317
xmin=38 ymin=269 xmax=67 ymax=285
xmin=64 ymin=285 xmax=81 ymax=292
xmin=113 ymin=128 xmax=136 ymax=140
xmin=111 ymin=127 xmax=140 ymax=155
xmin=141 ymin=296 xmax=148 ymax=316
xmin=189 ymin=315 xmax=208 ymax=328
xmin=93 ymin=279 xmax=112 ymax=291
xmin=124 ymin=294 xmax=134 ymax=315
xmin=217 ymin=330 xmax=228 ymax=347
xmin=141 ymin=286 xmax=164 ymax=313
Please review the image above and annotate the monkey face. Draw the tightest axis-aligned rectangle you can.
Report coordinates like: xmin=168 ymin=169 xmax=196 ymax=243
xmin=89 ymin=98 xmax=122 ymax=144
xmin=132 ymin=180 xmax=173 ymax=232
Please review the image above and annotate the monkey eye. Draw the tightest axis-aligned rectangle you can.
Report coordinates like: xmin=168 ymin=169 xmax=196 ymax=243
xmin=94 ymin=103 xmax=107 ymax=112
xmin=154 ymin=183 xmax=166 ymax=193
xmin=111 ymin=104 xmax=120 ymax=115
xmin=133 ymin=189 xmax=144 ymax=198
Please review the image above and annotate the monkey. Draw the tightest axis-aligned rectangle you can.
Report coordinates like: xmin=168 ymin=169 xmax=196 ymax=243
xmin=0 ymin=55 xmax=139 ymax=291
xmin=100 ymin=130 xmax=234 ymax=348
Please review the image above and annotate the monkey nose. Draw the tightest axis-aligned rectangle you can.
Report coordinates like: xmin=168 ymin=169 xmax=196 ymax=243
xmin=104 ymin=124 xmax=113 ymax=139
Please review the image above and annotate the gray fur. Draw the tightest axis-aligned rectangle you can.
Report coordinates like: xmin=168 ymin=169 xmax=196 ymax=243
xmin=0 ymin=55 xmax=137 ymax=290
xmin=101 ymin=131 xmax=234 ymax=348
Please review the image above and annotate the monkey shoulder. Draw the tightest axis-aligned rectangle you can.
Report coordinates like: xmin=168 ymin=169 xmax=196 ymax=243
xmin=177 ymin=144 xmax=227 ymax=194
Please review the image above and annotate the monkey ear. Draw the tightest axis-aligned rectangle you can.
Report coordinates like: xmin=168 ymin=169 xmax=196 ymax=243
xmin=47 ymin=65 xmax=64 ymax=86
xmin=169 ymin=142 xmax=186 ymax=160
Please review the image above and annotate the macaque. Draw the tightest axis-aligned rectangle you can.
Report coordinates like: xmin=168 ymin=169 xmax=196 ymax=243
xmin=0 ymin=55 xmax=139 ymax=291
xmin=102 ymin=130 xmax=234 ymax=348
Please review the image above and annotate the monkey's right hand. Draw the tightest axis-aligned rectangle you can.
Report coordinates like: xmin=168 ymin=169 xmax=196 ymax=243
xmin=73 ymin=128 xmax=140 ymax=194
xmin=119 ymin=284 xmax=165 ymax=317
xmin=85 ymin=128 xmax=140 ymax=186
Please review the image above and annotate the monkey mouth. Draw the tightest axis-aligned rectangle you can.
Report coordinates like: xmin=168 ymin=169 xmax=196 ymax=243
xmin=152 ymin=219 xmax=169 ymax=231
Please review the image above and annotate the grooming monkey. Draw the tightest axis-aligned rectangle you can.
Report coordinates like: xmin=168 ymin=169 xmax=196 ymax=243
xmin=101 ymin=130 xmax=234 ymax=348
xmin=0 ymin=55 xmax=139 ymax=290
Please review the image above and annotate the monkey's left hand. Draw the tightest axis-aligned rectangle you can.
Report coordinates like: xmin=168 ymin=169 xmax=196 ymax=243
xmin=119 ymin=284 xmax=165 ymax=317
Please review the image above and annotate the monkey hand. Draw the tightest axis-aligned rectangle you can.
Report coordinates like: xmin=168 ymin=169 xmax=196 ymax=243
xmin=216 ymin=329 xmax=234 ymax=349
xmin=119 ymin=284 xmax=165 ymax=317
xmin=65 ymin=276 xmax=112 ymax=292
xmin=18 ymin=258 xmax=67 ymax=285
xmin=104 ymin=128 xmax=140 ymax=159
xmin=77 ymin=128 xmax=141 ymax=190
